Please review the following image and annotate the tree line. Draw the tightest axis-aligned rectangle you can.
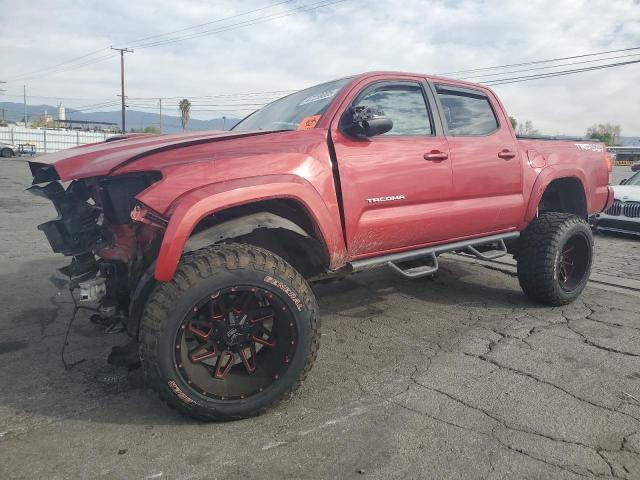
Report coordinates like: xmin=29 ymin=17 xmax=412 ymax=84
xmin=509 ymin=117 xmax=622 ymax=145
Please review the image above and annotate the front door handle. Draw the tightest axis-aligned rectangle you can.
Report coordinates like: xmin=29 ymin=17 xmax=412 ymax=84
xmin=424 ymin=150 xmax=448 ymax=161
xmin=498 ymin=149 xmax=516 ymax=160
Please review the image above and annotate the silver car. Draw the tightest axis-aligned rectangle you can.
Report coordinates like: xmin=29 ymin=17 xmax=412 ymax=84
xmin=593 ymin=171 xmax=640 ymax=236
xmin=0 ymin=141 xmax=18 ymax=158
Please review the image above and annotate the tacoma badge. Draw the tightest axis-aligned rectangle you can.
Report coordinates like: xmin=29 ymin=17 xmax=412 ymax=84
xmin=366 ymin=195 xmax=406 ymax=204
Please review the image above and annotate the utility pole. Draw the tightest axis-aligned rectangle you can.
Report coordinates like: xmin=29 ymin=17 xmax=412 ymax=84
xmin=23 ymin=85 xmax=28 ymax=125
xmin=159 ymin=98 xmax=162 ymax=133
xmin=0 ymin=80 xmax=5 ymax=123
xmin=110 ymin=47 xmax=133 ymax=133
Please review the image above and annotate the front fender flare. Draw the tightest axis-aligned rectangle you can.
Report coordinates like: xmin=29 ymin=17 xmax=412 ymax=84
xmin=183 ymin=211 xmax=310 ymax=253
xmin=153 ymin=175 xmax=347 ymax=281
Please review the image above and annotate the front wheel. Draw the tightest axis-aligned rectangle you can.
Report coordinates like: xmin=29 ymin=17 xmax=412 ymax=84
xmin=516 ymin=213 xmax=593 ymax=306
xmin=139 ymin=243 xmax=320 ymax=421
xmin=1 ymin=148 xmax=14 ymax=158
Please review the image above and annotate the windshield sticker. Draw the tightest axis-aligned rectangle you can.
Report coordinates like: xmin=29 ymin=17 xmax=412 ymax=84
xmin=298 ymin=88 xmax=340 ymax=106
xmin=298 ymin=115 xmax=321 ymax=130
xmin=575 ymin=143 xmax=605 ymax=152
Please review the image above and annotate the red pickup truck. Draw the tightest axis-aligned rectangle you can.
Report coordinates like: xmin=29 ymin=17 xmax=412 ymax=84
xmin=27 ymin=71 xmax=613 ymax=421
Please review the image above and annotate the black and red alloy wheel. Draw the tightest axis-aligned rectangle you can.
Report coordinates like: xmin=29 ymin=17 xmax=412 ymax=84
xmin=174 ymin=285 xmax=297 ymax=400
xmin=557 ymin=232 xmax=590 ymax=292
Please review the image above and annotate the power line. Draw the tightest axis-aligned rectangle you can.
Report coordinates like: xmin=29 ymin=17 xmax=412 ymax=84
xmin=483 ymin=59 xmax=640 ymax=86
xmin=1 ymin=92 xmax=115 ymax=101
xmin=5 ymin=48 xmax=111 ymax=82
xmin=6 ymin=0 xmax=347 ymax=82
xmin=7 ymin=52 xmax=119 ymax=82
xmin=11 ymin=55 xmax=637 ymax=117
xmin=132 ymin=99 xmax=266 ymax=107
xmin=133 ymin=0 xmax=350 ymax=50
xmin=5 ymin=38 xmax=638 ymax=114
xmin=128 ymin=90 xmax=294 ymax=100
xmin=441 ymin=45 xmax=640 ymax=76
xmin=459 ymin=52 xmax=640 ymax=80
xmin=0 ymin=89 xmax=293 ymax=103
xmin=118 ymin=0 xmax=296 ymax=48
xmin=72 ymin=101 xmax=122 ymax=112
xmin=7 ymin=1 xmax=295 ymax=81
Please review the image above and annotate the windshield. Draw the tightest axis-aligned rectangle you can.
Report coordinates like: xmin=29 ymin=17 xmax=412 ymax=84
xmin=626 ymin=171 xmax=640 ymax=186
xmin=232 ymin=78 xmax=351 ymax=132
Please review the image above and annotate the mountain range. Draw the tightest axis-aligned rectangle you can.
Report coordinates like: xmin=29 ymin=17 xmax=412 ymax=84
xmin=0 ymin=102 xmax=241 ymax=133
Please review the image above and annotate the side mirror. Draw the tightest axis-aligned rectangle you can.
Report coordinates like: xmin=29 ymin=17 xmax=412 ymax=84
xmin=620 ymin=179 xmax=627 ymax=185
xmin=341 ymin=106 xmax=393 ymax=138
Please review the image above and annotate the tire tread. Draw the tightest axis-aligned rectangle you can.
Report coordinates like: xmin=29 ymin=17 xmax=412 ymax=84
xmin=516 ymin=212 xmax=592 ymax=306
xmin=139 ymin=243 xmax=320 ymax=421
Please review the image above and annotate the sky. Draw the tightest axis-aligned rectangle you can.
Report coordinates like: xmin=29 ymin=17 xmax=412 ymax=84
xmin=1 ymin=0 xmax=639 ymax=136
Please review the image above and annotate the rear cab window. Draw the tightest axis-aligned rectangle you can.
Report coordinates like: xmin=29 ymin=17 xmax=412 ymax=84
xmin=435 ymin=84 xmax=499 ymax=136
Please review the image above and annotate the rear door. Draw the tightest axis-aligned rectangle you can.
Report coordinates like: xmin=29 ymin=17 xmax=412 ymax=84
xmin=433 ymin=83 xmax=524 ymax=236
xmin=330 ymin=78 xmax=454 ymax=257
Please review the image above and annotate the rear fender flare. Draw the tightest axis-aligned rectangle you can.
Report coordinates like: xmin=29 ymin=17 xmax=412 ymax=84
xmin=153 ymin=175 xmax=346 ymax=281
xmin=524 ymin=168 xmax=587 ymax=225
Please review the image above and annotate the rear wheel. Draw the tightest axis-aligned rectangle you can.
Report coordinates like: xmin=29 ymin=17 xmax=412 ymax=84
xmin=516 ymin=213 xmax=593 ymax=306
xmin=1 ymin=148 xmax=13 ymax=158
xmin=140 ymin=243 xmax=320 ymax=421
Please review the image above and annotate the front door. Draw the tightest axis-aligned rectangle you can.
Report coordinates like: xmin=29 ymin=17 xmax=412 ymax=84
xmin=331 ymin=78 xmax=455 ymax=257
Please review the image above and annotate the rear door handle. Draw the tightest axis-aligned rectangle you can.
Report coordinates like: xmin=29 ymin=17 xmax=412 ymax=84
xmin=498 ymin=149 xmax=516 ymax=160
xmin=424 ymin=150 xmax=448 ymax=161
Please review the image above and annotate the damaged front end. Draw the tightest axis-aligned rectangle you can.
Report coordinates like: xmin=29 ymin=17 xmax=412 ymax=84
xmin=29 ymin=163 xmax=165 ymax=337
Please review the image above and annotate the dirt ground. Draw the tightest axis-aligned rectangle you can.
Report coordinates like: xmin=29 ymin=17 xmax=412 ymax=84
xmin=1 ymin=160 xmax=639 ymax=479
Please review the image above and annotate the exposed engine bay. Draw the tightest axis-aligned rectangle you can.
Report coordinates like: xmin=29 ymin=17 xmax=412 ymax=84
xmin=28 ymin=167 xmax=164 ymax=336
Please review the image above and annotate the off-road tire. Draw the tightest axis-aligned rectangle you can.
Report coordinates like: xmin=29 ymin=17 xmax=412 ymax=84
xmin=516 ymin=213 xmax=593 ymax=306
xmin=139 ymin=243 xmax=320 ymax=421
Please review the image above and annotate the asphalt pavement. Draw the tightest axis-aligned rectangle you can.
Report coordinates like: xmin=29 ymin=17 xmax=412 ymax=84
xmin=1 ymin=161 xmax=639 ymax=479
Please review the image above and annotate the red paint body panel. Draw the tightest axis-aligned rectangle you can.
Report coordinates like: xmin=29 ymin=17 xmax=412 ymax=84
xmin=33 ymin=130 xmax=274 ymax=181
xmin=153 ymin=173 xmax=347 ymax=281
xmin=440 ymin=85 xmax=525 ymax=236
xmin=36 ymin=71 xmax=612 ymax=281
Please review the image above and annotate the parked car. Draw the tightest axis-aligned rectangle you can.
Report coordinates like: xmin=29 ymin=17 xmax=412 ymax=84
xmin=25 ymin=71 xmax=613 ymax=421
xmin=631 ymin=162 xmax=640 ymax=172
xmin=592 ymin=171 xmax=640 ymax=236
xmin=0 ymin=141 xmax=18 ymax=157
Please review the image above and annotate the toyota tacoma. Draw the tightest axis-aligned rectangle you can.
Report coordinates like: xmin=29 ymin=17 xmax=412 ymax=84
xmin=26 ymin=71 xmax=614 ymax=420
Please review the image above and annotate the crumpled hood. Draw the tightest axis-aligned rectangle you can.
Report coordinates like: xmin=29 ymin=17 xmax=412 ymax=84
xmin=29 ymin=130 xmax=271 ymax=182
xmin=612 ymin=184 xmax=640 ymax=202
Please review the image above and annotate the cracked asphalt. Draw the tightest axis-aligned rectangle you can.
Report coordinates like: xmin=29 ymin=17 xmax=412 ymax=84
xmin=1 ymin=160 xmax=639 ymax=479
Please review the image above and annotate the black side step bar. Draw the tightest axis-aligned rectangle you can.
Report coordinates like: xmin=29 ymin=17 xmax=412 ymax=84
xmin=465 ymin=238 xmax=509 ymax=260
xmin=387 ymin=252 xmax=439 ymax=279
xmin=349 ymin=232 xmax=519 ymax=279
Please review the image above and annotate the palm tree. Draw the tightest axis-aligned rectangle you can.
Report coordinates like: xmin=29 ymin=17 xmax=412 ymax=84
xmin=179 ymin=99 xmax=191 ymax=132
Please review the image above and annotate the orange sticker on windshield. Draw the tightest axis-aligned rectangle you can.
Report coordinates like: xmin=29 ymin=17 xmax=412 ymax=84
xmin=298 ymin=115 xmax=321 ymax=130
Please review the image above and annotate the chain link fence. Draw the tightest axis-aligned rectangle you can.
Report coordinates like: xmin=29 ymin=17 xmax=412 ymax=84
xmin=0 ymin=127 xmax=118 ymax=154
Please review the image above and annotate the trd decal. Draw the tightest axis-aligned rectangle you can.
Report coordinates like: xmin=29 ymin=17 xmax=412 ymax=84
xmin=575 ymin=143 xmax=605 ymax=152
xmin=366 ymin=195 xmax=406 ymax=204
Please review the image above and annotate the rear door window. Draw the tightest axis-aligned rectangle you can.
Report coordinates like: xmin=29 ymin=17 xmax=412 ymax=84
xmin=436 ymin=85 xmax=499 ymax=136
